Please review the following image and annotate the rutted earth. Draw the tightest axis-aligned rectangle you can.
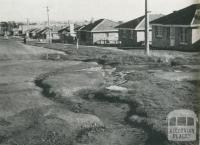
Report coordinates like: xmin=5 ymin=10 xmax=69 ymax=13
xmin=0 ymin=38 xmax=199 ymax=145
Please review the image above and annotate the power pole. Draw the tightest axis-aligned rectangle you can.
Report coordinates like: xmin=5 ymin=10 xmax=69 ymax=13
xmin=46 ymin=6 xmax=52 ymax=44
xmin=26 ymin=18 xmax=29 ymax=39
xmin=145 ymin=0 xmax=150 ymax=55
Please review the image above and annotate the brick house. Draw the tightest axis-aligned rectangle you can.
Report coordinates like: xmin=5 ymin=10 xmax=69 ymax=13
xmin=77 ymin=19 xmax=119 ymax=45
xmin=151 ymin=4 xmax=200 ymax=50
xmin=115 ymin=14 xmax=163 ymax=47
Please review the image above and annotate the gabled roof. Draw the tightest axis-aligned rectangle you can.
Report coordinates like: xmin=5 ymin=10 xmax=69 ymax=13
xmin=27 ymin=28 xmax=37 ymax=33
xmin=37 ymin=27 xmax=49 ymax=35
xmin=115 ymin=16 xmax=144 ymax=29
xmin=115 ymin=14 xmax=164 ymax=30
xmin=74 ymin=25 xmax=84 ymax=31
xmin=58 ymin=24 xmax=83 ymax=33
xmin=80 ymin=19 xmax=119 ymax=32
xmin=58 ymin=26 xmax=70 ymax=33
xmin=151 ymin=4 xmax=200 ymax=25
xmin=31 ymin=28 xmax=41 ymax=33
xmin=80 ymin=19 xmax=104 ymax=31
xmin=51 ymin=25 xmax=62 ymax=32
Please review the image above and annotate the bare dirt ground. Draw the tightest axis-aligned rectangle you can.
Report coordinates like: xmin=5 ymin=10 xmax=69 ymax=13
xmin=0 ymin=38 xmax=199 ymax=145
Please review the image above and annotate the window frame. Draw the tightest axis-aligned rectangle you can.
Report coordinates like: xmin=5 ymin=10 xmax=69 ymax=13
xmin=180 ymin=27 xmax=188 ymax=44
xmin=155 ymin=26 xmax=163 ymax=38
xmin=130 ymin=30 xmax=134 ymax=39
xmin=121 ymin=29 xmax=127 ymax=38
xmin=166 ymin=27 xmax=170 ymax=39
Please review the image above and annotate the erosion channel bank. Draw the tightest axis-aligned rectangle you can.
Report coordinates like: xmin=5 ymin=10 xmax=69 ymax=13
xmin=34 ymin=60 xmax=170 ymax=145
xmin=27 ymin=41 xmax=200 ymax=145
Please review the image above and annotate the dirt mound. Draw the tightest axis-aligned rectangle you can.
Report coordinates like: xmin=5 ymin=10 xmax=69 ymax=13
xmin=0 ymin=106 xmax=104 ymax=145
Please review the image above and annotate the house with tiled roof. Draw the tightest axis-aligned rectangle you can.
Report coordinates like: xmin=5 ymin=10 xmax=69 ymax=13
xmin=35 ymin=27 xmax=49 ymax=39
xmin=34 ymin=26 xmax=61 ymax=41
xmin=58 ymin=24 xmax=83 ymax=43
xmin=30 ymin=28 xmax=41 ymax=38
xmin=77 ymin=19 xmax=119 ymax=45
xmin=115 ymin=14 xmax=163 ymax=47
xmin=151 ymin=4 xmax=200 ymax=49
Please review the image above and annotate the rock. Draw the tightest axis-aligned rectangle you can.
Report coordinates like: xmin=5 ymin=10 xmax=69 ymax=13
xmin=106 ymin=85 xmax=128 ymax=92
xmin=129 ymin=115 xmax=147 ymax=124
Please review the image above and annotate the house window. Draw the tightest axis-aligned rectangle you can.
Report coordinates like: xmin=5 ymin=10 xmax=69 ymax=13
xmin=166 ymin=27 xmax=170 ymax=39
xmin=155 ymin=26 xmax=163 ymax=38
xmin=127 ymin=30 xmax=131 ymax=38
xmin=180 ymin=28 xmax=187 ymax=43
xmin=130 ymin=30 xmax=134 ymax=39
xmin=121 ymin=29 xmax=127 ymax=38
xmin=106 ymin=33 xmax=109 ymax=38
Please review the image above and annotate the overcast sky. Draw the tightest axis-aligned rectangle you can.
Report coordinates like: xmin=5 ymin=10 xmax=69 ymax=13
xmin=0 ymin=0 xmax=198 ymax=22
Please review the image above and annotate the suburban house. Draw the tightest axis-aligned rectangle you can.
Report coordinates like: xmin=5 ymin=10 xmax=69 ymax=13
xmin=115 ymin=14 xmax=164 ymax=47
xmin=34 ymin=26 xmax=60 ymax=42
xmin=77 ymin=19 xmax=119 ymax=45
xmin=58 ymin=24 xmax=83 ymax=43
xmin=0 ymin=21 xmax=18 ymax=36
xmin=28 ymin=28 xmax=41 ymax=39
xmin=0 ymin=22 xmax=9 ymax=36
xmin=150 ymin=4 xmax=200 ymax=49
xmin=34 ymin=28 xmax=49 ymax=40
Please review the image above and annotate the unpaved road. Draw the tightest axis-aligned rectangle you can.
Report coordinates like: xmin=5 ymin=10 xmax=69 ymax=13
xmin=0 ymin=38 xmax=199 ymax=145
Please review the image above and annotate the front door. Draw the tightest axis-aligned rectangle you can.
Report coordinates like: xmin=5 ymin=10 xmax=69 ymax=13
xmin=170 ymin=27 xmax=175 ymax=46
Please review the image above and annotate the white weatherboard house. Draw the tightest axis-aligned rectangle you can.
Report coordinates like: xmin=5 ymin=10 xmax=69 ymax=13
xmin=78 ymin=19 xmax=119 ymax=45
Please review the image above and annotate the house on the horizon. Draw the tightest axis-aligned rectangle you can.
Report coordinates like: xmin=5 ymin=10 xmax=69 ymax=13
xmin=29 ymin=28 xmax=41 ymax=38
xmin=150 ymin=4 xmax=200 ymax=49
xmin=77 ymin=19 xmax=120 ymax=45
xmin=115 ymin=14 xmax=164 ymax=47
xmin=0 ymin=21 xmax=18 ymax=36
xmin=34 ymin=27 xmax=49 ymax=40
xmin=58 ymin=24 xmax=83 ymax=43
xmin=33 ymin=26 xmax=61 ymax=42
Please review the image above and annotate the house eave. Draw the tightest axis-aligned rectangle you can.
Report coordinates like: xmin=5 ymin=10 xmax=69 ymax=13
xmin=151 ymin=23 xmax=200 ymax=27
xmin=117 ymin=28 xmax=136 ymax=30
xmin=91 ymin=30 xmax=118 ymax=33
xmin=78 ymin=30 xmax=118 ymax=33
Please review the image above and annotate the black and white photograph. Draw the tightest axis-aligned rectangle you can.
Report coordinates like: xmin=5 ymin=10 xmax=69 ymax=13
xmin=0 ymin=0 xmax=200 ymax=145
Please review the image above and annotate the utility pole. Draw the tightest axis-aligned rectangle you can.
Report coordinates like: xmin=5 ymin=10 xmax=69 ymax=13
xmin=46 ymin=6 xmax=52 ymax=44
xmin=76 ymin=37 xmax=79 ymax=50
xmin=26 ymin=18 xmax=29 ymax=39
xmin=145 ymin=0 xmax=150 ymax=55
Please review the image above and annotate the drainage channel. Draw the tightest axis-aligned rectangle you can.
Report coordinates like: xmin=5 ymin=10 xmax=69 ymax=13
xmin=35 ymin=74 xmax=147 ymax=145
xmin=34 ymin=66 xmax=170 ymax=145
xmin=78 ymin=88 xmax=169 ymax=145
